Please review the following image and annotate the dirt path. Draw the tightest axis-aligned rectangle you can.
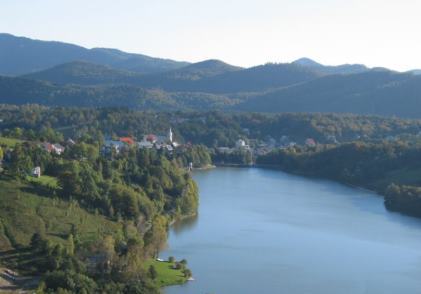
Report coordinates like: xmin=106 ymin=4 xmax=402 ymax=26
xmin=0 ymin=268 xmax=39 ymax=293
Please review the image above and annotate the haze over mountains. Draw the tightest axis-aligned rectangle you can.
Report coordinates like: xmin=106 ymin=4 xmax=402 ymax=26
xmin=0 ymin=33 xmax=188 ymax=75
xmin=1 ymin=33 xmax=421 ymax=118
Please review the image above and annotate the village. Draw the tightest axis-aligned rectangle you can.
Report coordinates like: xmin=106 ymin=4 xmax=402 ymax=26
xmin=0 ymin=126 xmax=330 ymax=179
xmin=103 ymin=128 xmax=179 ymax=154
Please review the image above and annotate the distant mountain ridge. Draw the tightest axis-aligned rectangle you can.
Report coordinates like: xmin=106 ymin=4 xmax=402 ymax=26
xmin=23 ymin=60 xmax=322 ymax=93
xmin=0 ymin=33 xmax=189 ymax=75
xmin=22 ymin=61 xmax=139 ymax=85
xmin=2 ymin=33 xmax=421 ymax=119
xmin=293 ymin=57 xmax=369 ymax=75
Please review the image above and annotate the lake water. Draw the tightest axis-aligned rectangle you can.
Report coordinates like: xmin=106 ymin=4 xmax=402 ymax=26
xmin=162 ymin=167 xmax=421 ymax=294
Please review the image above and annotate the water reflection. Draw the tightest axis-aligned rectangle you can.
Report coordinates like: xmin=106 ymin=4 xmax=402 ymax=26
xmin=171 ymin=214 xmax=199 ymax=235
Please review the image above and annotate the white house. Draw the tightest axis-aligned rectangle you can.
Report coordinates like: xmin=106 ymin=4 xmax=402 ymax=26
xmin=52 ymin=144 xmax=65 ymax=155
xmin=32 ymin=166 xmax=41 ymax=178
xmin=235 ymin=139 xmax=246 ymax=148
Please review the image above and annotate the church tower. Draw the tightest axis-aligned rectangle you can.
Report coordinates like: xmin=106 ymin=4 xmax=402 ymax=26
xmin=168 ymin=127 xmax=173 ymax=143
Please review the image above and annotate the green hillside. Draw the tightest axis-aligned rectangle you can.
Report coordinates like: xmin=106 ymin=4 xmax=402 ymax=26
xmin=0 ymin=175 xmax=123 ymax=269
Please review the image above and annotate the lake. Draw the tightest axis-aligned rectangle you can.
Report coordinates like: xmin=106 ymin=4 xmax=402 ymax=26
xmin=162 ymin=167 xmax=421 ymax=294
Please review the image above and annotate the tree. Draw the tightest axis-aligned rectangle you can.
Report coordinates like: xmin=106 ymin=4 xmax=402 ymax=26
xmin=67 ymin=234 xmax=75 ymax=256
xmin=183 ymin=268 xmax=192 ymax=278
xmin=70 ymin=224 xmax=80 ymax=247
xmin=148 ymin=265 xmax=158 ymax=280
xmin=144 ymin=216 xmax=167 ymax=257
xmin=30 ymin=232 xmax=45 ymax=250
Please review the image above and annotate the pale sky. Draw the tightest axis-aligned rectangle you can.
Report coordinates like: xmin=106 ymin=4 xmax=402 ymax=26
xmin=1 ymin=0 xmax=420 ymax=71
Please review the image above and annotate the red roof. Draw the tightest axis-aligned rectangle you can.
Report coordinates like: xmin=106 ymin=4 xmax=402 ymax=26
xmin=120 ymin=137 xmax=135 ymax=145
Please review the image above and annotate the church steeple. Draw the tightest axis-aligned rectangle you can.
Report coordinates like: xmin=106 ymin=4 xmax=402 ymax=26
xmin=168 ymin=127 xmax=173 ymax=143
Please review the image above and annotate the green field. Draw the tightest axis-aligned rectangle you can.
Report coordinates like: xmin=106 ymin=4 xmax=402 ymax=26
xmin=0 ymin=137 xmax=23 ymax=148
xmin=144 ymin=259 xmax=188 ymax=287
xmin=26 ymin=175 xmax=59 ymax=189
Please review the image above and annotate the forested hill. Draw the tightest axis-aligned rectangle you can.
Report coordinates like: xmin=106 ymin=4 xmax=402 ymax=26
xmin=236 ymin=70 xmax=421 ymax=117
xmin=0 ymin=75 xmax=236 ymax=110
xmin=3 ymin=69 xmax=421 ymax=118
xmin=22 ymin=61 xmax=141 ymax=85
xmin=23 ymin=60 xmax=319 ymax=93
xmin=0 ymin=33 xmax=189 ymax=75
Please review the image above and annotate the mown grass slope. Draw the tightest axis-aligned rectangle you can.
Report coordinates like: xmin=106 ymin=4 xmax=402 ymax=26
xmin=144 ymin=260 xmax=187 ymax=287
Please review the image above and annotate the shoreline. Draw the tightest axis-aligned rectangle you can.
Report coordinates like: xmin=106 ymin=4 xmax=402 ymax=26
xmin=216 ymin=162 xmax=381 ymax=195
xmin=214 ymin=163 xmax=421 ymax=218
xmin=192 ymin=164 xmax=216 ymax=171
xmin=168 ymin=212 xmax=197 ymax=227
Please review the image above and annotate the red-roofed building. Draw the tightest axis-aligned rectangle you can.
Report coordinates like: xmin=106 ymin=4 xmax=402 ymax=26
xmin=119 ymin=137 xmax=135 ymax=145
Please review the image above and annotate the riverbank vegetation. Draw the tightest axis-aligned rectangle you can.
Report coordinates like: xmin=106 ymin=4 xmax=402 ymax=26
xmin=257 ymin=141 xmax=421 ymax=217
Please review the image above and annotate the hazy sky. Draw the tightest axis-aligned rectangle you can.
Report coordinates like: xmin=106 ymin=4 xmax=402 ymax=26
xmin=1 ymin=0 xmax=420 ymax=70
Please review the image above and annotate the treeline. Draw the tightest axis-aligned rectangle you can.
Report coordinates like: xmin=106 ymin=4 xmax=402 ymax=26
xmin=257 ymin=141 xmax=421 ymax=217
xmin=2 ymin=105 xmax=421 ymax=147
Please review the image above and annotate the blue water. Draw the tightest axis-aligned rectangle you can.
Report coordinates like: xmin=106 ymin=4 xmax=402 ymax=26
xmin=162 ymin=167 xmax=421 ymax=294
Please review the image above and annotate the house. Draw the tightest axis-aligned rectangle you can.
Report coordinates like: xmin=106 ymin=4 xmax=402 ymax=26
xmin=119 ymin=137 xmax=135 ymax=145
xmin=52 ymin=144 xmax=65 ymax=155
xmin=235 ymin=139 xmax=246 ymax=148
xmin=41 ymin=142 xmax=65 ymax=155
xmin=145 ymin=134 xmax=157 ymax=143
xmin=32 ymin=166 xmax=41 ymax=178
xmin=41 ymin=142 xmax=53 ymax=153
xmin=235 ymin=139 xmax=251 ymax=150
xmin=305 ymin=138 xmax=316 ymax=147
xmin=103 ymin=140 xmax=127 ymax=155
